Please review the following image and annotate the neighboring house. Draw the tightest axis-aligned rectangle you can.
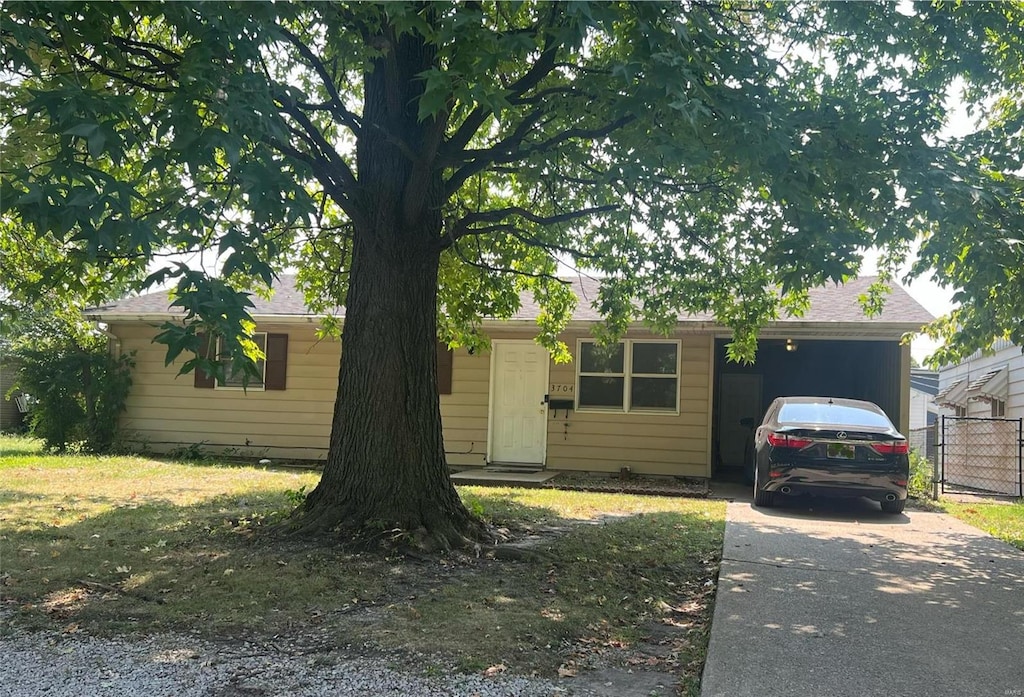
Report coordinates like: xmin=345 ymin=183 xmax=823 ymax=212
xmin=935 ymin=339 xmax=1024 ymax=496
xmin=935 ymin=339 xmax=1023 ymax=420
xmin=908 ymin=368 xmax=946 ymax=460
xmin=84 ymin=276 xmax=932 ymax=480
xmin=909 ymin=368 xmax=946 ymax=430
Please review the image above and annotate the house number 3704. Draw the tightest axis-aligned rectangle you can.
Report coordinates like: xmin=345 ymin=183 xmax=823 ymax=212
xmin=550 ymin=384 xmax=574 ymax=394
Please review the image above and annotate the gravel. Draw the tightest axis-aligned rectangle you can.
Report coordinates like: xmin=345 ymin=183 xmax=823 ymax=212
xmin=0 ymin=621 xmax=571 ymax=697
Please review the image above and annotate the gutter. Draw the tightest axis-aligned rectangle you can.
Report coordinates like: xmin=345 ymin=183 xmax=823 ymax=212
xmin=84 ymin=312 xmax=323 ymax=325
xmin=87 ymin=311 xmax=926 ymax=341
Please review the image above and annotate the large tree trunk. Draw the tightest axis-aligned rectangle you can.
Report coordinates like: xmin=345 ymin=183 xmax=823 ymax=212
xmin=296 ymin=235 xmax=485 ymax=549
xmin=291 ymin=18 xmax=487 ymax=549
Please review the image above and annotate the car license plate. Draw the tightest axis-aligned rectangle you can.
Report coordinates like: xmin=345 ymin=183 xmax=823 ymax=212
xmin=827 ymin=443 xmax=855 ymax=459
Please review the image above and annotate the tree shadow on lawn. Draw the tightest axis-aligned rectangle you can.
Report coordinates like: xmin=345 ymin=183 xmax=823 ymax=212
xmin=1 ymin=487 xmax=724 ymax=684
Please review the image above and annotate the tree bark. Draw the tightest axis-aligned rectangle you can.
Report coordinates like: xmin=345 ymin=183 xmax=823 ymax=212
xmin=290 ymin=18 xmax=487 ymax=549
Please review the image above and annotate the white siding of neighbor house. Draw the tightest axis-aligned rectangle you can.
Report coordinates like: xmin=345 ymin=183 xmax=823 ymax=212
xmin=909 ymin=388 xmax=929 ymax=431
xmin=938 ymin=340 xmax=1024 ymax=420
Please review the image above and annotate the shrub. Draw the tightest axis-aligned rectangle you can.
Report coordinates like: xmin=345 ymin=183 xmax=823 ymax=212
xmin=908 ymin=450 xmax=934 ymax=500
xmin=13 ymin=333 xmax=134 ymax=453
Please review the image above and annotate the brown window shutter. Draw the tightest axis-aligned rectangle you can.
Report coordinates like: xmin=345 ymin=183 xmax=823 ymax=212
xmin=265 ymin=333 xmax=288 ymax=390
xmin=194 ymin=332 xmax=215 ymax=389
xmin=437 ymin=341 xmax=453 ymax=395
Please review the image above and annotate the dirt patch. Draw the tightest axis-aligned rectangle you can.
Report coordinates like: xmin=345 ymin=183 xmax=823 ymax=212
xmin=545 ymin=473 xmax=709 ymax=497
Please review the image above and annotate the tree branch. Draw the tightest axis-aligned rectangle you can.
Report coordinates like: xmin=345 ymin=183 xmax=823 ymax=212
xmin=109 ymin=36 xmax=181 ymax=72
xmin=445 ymin=232 xmax=565 ymax=282
xmin=70 ymin=53 xmax=176 ymax=93
xmin=444 ymin=7 xmax=564 ymax=158
xmin=261 ymin=131 xmax=363 ymax=229
xmin=460 ymin=204 xmax=619 ymax=228
xmin=278 ymin=102 xmax=360 ymax=192
xmin=444 ymin=222 xmax=602 ymax=259
xmin=445 ymin=114 xmax=636 ymax=196
xmin=274 ymin=24 xmax=362 ymax=135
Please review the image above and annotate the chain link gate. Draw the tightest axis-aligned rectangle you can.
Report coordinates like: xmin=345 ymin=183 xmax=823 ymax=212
xmin=940 ymin=416 xmax=1024 ymax=497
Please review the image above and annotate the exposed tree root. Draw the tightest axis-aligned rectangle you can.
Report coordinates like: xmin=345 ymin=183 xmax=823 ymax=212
xmin=279 ymin=496 xmax=495 ymax=556
xmin=278 ymin=497 xmax=553 ymax=562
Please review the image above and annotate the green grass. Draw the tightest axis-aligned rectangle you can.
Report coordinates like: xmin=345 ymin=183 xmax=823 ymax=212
xmin=0 ymin=436 xmax=725 ymax=693
xmin=937 ymin=499 xmax=1024 ymax=551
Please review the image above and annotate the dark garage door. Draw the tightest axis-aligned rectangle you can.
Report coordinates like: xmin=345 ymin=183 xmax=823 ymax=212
xmin=712 ymin=338 xmax=902 ymax=477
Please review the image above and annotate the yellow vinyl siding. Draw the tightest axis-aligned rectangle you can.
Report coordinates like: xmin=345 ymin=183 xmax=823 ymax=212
xmin=110 ymin=322 xmax=337 ymax=460
xmin=440 ymin=349 xmax=490 ymax=466
xmin=545 ymin=332 xmax=712 ymax=477
xmin=108 ymin=323 xmax=713 ymax=475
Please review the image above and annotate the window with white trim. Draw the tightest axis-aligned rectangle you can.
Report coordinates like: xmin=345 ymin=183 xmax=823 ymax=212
xmin=954 ymin=405 xmax=967 ymax=418
xmin=577 ymin=340 xmax=679 ymax=412
xmin=991 ymin=399 xmax=1006 ymax=417
xmin=216 ymin=333 xmax=267 ymax=389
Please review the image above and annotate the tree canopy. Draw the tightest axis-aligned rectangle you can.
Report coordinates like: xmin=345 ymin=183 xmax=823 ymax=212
xmin=1 ymin=1 xmax=1021 ymax=545
xmin=3 ymin=2 xmax=1019 ymax=363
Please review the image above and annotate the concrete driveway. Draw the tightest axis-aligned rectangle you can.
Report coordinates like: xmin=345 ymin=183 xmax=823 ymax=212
xmin=701 ymin=497 xmax=1024 ymax=697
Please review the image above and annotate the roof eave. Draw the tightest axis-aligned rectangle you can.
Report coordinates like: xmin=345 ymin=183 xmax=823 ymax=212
xmin=86 ymin=312 xmax=326 ymax=324
xmin=89 ymin=314 xmax=927 ymax=338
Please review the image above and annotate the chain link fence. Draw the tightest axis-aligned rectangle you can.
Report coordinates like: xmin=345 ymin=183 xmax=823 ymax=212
xmin=940 ymin=416 xmax=1023 ymax=497
xmin=908 ymin=423 xmax=939 ymax=500
xmin=908 ymin=423 xmax=938 ymax=464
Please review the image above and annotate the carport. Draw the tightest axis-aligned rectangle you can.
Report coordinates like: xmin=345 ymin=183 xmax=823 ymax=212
xmin=712 ymin=337 xmax=906 ymax=480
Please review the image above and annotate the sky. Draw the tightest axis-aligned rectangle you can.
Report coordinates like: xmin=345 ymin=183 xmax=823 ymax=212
xmin=879 ymin=80 xmax=977 ymax=365
xmin=859 ymin=250 xmax=955 ymax=364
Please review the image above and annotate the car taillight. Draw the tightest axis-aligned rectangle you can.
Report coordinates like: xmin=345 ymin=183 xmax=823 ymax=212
xmin=767 ymin=433 xmax=814 ymax=449
xmin=872 ymin=440 xmax=909 ymax=455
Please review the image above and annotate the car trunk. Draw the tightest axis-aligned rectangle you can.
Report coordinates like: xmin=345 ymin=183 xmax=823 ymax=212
xmin=769 ymin=426 xmax=905 ymax=471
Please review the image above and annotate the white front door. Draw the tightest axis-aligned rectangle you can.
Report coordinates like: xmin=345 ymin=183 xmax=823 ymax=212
xmin=489 ymin=341 xmax=549 ymax=465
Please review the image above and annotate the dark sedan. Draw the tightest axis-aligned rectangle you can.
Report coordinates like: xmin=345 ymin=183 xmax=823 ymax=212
xmin=752 ymin=396 xmax=910 ymax=514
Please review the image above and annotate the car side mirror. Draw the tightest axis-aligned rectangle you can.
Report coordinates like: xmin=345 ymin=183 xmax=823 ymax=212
xmin=739 ymin=417 xmax=755 ymax=428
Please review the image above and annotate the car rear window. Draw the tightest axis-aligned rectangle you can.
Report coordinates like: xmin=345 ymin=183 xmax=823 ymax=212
xmin=778 ymin=403 xmax=893 ymax=428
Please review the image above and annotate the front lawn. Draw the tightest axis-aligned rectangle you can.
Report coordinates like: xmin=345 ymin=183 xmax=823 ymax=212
xmin=0 ymin=436 xmax=724 ymax=693
xmin=938 ymin=499 xmax=1024 ymax=551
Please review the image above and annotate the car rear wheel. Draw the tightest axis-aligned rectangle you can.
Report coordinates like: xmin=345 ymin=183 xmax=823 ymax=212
xmin=753 ymin=479 xmax=774 ymax=508
xmin=880 ymin=499 xmax=905 ymax=514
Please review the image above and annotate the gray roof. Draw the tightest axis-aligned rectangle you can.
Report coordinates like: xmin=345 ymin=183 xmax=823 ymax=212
xmin=87 ymin=276 xmax=319 ymax=317
xmin=87 ymin=274 xmax=933 ymax=327
xmin=515 ymin=275 xmax=932 ymax=325
xmin=910 ymin=369 xmax=940 ymax=396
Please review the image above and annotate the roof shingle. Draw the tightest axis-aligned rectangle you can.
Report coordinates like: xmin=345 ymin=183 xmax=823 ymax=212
xmin=87 ymin=274 xmax=933 ymax=326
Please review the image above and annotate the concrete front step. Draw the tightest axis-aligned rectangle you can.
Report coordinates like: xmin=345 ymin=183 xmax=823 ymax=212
xmin=449 ymin=468 xmax=560 ymax=486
